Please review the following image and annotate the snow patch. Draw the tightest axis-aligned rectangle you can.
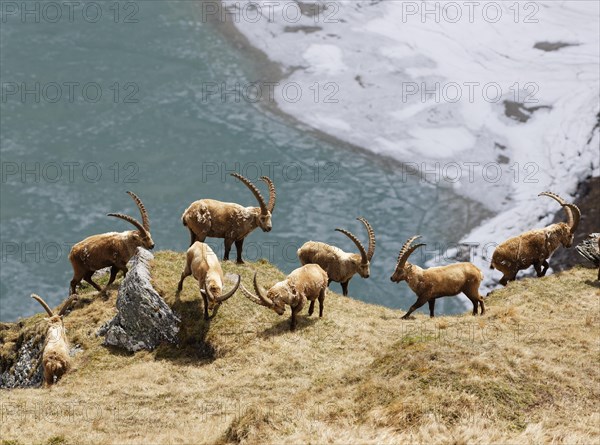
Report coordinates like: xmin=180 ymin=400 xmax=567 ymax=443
xmin=226 ymin=0 xmax=600 ymax=292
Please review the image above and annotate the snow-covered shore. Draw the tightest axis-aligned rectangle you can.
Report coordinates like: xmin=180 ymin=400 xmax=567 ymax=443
xmin=222 ymin=0 xmax=599 ymax=291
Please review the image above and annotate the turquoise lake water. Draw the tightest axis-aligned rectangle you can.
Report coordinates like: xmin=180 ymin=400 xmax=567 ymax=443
xmin=0 ymin=1 xmax=488 ymax=320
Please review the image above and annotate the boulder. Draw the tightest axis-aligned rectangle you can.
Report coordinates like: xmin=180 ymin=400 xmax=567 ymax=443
xmin=99 ymin=248 xmax=180 ymax=352
xmin=0 ymin=337 xmax=43 ymax=388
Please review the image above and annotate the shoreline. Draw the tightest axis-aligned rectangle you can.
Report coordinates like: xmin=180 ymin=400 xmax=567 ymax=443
xmin=208 ymin=0 xmax=494 ymax=221
xmin=216 ymin=1 xmax=599 ymax=292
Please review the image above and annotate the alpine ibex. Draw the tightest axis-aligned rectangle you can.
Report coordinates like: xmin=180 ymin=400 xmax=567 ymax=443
xmin=240 ymin=264 xmax=328 ymax=331
xmin=181 ymin=173 xmax=276 ymax=263
xmin=177 ymin=241 xmax=241 ymax=320
xmin=491 ymin=192 xmax=581 ymax=285
xmin=31 ymin=293 xmax=77 ymax=385
xmin=297 ymin=217 xmax=375 ymax=296
xmin=391 ymin=236 xmax=485 ymax=319
xmin=69 ymin=191 xmax=154 ymax=295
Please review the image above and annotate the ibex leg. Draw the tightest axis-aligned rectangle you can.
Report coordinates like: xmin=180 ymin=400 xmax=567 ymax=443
xmin=318 ymin=288 xmax=325 ymax=318
xmin=402 ymin=297 xmax=428 ymax=319
xmin=540 ymin=260 xmax=549 ymax=276
xmin=428 ymin=299 xmax=436 ymax=318
xmin=83 ymin=272 xmax=102 ymax=292
xmin=534 ymin=260 xmax=549 ymax=277
xmin=202 ymin=292 xmax=210 ymax=321
xmin=235 ymin=239 xmax=245 ymax=264
xmin=107 ymin=266 xmax=119 ymax=286
xmin=341 ymin=281 xmax=349 ymax=296
xmin=177 ymin=263 xmax=192 ymax=292
xmin=223 ymin=238 xmax=234 ymax=261
xmin=290 ymin=307 xmax=300 ymax=331
xmin=308 ymin=299 xmax=315 ymax=316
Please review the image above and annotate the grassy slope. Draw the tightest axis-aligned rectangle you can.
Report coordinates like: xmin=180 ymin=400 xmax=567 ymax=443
xmin=0 ymin=252 xmax=598 ymax=445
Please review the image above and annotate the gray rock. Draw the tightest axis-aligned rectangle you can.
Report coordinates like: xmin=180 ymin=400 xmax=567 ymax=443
xmin=576 ymin=233 xmax=600 ymax=266
xmin=99 ymin=248 xmax=180 ymax=352
xmin=0 ymin=338 xmax=43 ymax=388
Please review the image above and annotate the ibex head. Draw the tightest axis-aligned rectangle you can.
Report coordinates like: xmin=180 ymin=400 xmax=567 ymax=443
xmin=539 ymin=192 xmax=581 ymax=247
xmin=241 ymin=272 xmax=288 ymax=315
xmin=335 ymin=217 xmax=376 ymax=278
xmin=202 ymin=275 xmax=241 ymax=311
xmin=108 ymin=191 xmax=155 ymax=250
xmin=390 ymin=236 xmax=426 ymax=283
xmin=231 ymin=173 xmax=276 ymax=232
xmin=31 ymin=294 xmax=77 ymax=326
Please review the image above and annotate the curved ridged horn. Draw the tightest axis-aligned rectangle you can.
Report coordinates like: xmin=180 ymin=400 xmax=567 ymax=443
xmin=126 ymin=191 xmax=150 ymax=232
xmin=393 ymin=236 xmax=425 ymax=275
xmin=253 ymin=272 xmax=274 ymax=307
xmin=240 ymin=283 xmax=262 ymax=306
xmin=231 ymin=173 xmax=267 ymax=214
xmin=539 ymin=191 xmax=573 ymax=228
xmin=107 ymin=213 xmax=148 ymax=236
xmin=357 ymin=217 xmax=375 ymax=260
xmin=562 ymin=203 xmax=581 ymax=234
xmin=58 ymin=294 xmax=78 ymax=316
xmin=403 ymin=243 xmax=426 ymax=264
xmin=260 ymin=176 xmax=276 ymax=213
xmin=31 ymin=294 xmax=53 ymax=317
xmin=216 ymin=275 xmax=241 ymax=303
xmin=396 ymin=236 xmax=422 ymax=263
xmin=335 ymin=228 xmax=368 ymax=264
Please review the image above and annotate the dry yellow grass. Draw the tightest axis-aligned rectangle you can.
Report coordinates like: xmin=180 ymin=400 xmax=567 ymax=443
xmin=1 ymin=252 xmax=599 ymax=445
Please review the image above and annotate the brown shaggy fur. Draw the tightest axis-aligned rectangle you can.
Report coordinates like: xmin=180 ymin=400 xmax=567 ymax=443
xmin=298 ymin=218 xmax=375 ymax=296
xmin=69 ymin=191 xmax=154 ymax=295
xmin=31 ymin=294 xmax=77 ymax=385
xmin=181 ymin=173 xmax=275 ymax=263
xmin=241 ymin=264 xmax=328 ymax=331
xmin=391 ymin=236 xmax=485 ymax=319
xmin=177 ymin=242 xmax=240 ymax=320
xmin=491 ymin=192 xmax=580 ymax=285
